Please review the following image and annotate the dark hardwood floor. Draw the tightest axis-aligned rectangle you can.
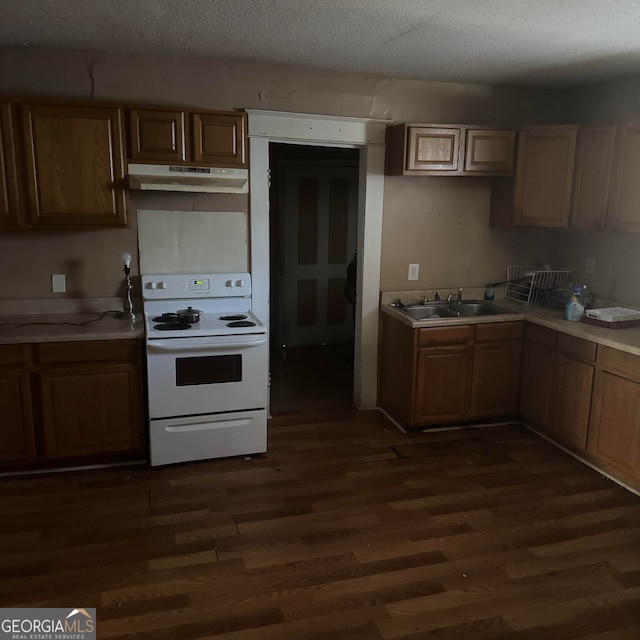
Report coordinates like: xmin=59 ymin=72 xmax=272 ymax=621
xmin=1 ymin=408 xmax=639 ymax=639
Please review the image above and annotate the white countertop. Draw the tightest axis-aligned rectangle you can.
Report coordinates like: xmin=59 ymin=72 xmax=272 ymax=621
xmin=0 ymin=312 xmax=144 ymax=344
xmin=381 ymin=299 xmax=640 ymax=357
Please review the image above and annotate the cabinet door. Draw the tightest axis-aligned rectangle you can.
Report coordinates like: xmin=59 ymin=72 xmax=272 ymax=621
xmin=463 ymin=129 xmax=515 ymax=175
xmin=192 ymin=112 xmax=247 ymax=167
xmin=471 ymin=339 xmax=522 ymax=419
xmin=0 ymin=103 xmax=21 ymax=228
xmin=570 ymin=125 xmax=615 ymax=230
xmin=406 ymin=126 xmax=461 ymax=174
xmin=0 ymin=368 xmax=37 ymax=463
xmin=128 ymin=108 xmax=186 ymax=163
xmin=607 ymin=119 xmax=640 ymax=233
xmin=520 ymin=339 xmax=556 ymax=429
xmin=513 ymin=127 xmax=577 ymax=228
xmin=40 ymin=362 xmax=143 ymax=459
xmin=413 ymin=345 xmax=471 ymax=424
xmin=21 ymin=103 xmax=126 ymax=227
xmin=588 ymin=371 xmax=640 ymax=484
xmin=548 ymin=354 xmax=594 ymax=449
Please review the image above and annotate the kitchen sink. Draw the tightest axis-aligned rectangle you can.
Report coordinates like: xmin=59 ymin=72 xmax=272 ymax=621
xmin=401 ymin=304 xmax=457 ymax=319
xmin=397 ymin=300 xmax=515 ymax=321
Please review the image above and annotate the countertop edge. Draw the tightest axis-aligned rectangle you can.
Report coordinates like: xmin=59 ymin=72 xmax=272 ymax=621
xmin=380 ymin=302 xmax=640 ymax=357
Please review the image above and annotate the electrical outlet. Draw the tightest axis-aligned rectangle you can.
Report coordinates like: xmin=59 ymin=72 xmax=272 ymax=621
xmin=586 ymin=258 xmax=595 ymax=274
xmin=51 ymin=274 xmax=66 ymax=293
xmin=408 ymin=264 xmax=419 ymax=281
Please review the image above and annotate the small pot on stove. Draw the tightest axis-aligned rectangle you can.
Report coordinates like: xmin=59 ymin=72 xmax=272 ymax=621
xmin=176 ymin=307 xmax=203 ymax=323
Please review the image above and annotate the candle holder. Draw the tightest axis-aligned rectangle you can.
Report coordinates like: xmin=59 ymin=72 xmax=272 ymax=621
xmin=121 ymin=252 xmax=136 ymax=324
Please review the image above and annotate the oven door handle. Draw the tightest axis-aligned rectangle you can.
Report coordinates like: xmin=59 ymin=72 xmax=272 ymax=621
xmin=148 ymin=337 xmax=267 ymax=352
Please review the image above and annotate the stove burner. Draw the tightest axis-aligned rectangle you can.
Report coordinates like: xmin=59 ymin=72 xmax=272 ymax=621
xmin=227 ymin=320 xmax=256 ymax=328
xmin=153 ymin=322 xmax=192 ymax=330
xmin=153 ymin=313 xmax=180 ymax=323
xmin=219 ymin=314 xmax=248 ymax=321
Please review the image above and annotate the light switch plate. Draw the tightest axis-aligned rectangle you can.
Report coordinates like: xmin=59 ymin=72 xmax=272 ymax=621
xmin=408 ymin=264 xmax=419 ymax=280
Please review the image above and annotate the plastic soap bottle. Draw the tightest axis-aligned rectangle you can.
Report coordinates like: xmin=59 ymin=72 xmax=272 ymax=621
xmin=565 ymin=285 xmax=585 ymax=322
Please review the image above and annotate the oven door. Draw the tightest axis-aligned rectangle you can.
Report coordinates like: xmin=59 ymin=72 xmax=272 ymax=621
xmin=146 ymin=333 xmax=268 ymax=419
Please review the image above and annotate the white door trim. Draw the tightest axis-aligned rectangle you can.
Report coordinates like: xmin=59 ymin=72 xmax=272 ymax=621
xmin=247 ymin=110 xmax=387 ymax=409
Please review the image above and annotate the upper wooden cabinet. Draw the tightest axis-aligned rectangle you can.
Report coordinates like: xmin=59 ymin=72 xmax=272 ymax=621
xmin=128 ymin=108 xmax=186 ymax=163
xmin=606 ymin=119 xmax=640 ymax=233
xmin=127 ymin=107 xmax=247 ymax=168
xmin=386 ymin=124 xmax=515 ymax=176
xmin=463 ymin=129 xmax=515 ymax=174
xmin=570 ymin=125 xmax=616 ymax=230
xmin=20 ymin=103 xmax=127 ymax=228
xmin=0 ymin=103 xmax=22 ymax=228
xmin=513 ymin=127 xmax=578 ymax=228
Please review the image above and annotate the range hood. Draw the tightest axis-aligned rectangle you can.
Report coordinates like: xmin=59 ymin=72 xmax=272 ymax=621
xmin=127 ymin=163 xmax=248 ymax=194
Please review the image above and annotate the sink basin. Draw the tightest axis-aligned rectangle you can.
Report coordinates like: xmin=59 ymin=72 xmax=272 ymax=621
xmin=401 ymin=304 xmax=457 ymax=320
xmin=397 ymin=300 xmax=514 ymax=321
xmin=448 ymin=302 xmax=509 ymax=317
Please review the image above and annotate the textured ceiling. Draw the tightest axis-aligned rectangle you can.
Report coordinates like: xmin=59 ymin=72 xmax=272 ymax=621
xmin=2 ymin=0 xmax=640 ymax=87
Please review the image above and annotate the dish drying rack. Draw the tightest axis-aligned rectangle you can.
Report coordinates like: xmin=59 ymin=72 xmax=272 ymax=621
xmin=505 ymin=265 xmax=571 ymax=304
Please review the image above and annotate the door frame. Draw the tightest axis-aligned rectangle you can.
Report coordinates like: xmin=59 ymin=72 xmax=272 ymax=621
xmin=247 ymin=110 xmax=387 ymax=409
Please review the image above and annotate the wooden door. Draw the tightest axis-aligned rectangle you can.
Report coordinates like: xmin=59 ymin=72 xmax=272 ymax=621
xmin=282 ymin=165 xmax=358 ymax=348
xmin=470 ymin=322 xmax=523 ymax=419
xmin=588 ymin=371 xmax=640 ymax=483
xmin=40 ymin=362 xmax=143 ymax=460
xmin=0 ymin=103 xmax=21 ymax=228
xmin=414 ymin=345 xmax=471 ymax=424
xmin=519 ymin=328 xmax=557 ymax=429
xmin=548 ymin=334 xmax=596 ymax=449
xmin=607 ymin=119 xmax=640 ymax=233
xmin=463 ymin=129 xmax=515 ymax=174
xmin=192 ymin=112 xmax=247 ymax=167
xmin=570 ymin=125 xmax=615 ymax=230
xmin=514 ymin=127 xmax=577 ymax=228
xmin=21 ymin=103 xmax=126 ymax=227
xmin=128 ymin=108 xmax=186 ymax=162
xmin=548 ymin=354 xmax=594 ymax=449
xmin=406 ymin=126 xmax=461 ymax=173
xmin=0 ymin=368 xmax=37 ymax=464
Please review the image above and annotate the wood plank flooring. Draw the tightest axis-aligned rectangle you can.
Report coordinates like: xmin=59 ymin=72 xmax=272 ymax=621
xmin=1 ymin=410 xmax=640 ymax=639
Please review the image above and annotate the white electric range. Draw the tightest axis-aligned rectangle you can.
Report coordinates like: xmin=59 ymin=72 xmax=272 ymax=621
xmin=142 ymin=273 xmax=268 ymax=466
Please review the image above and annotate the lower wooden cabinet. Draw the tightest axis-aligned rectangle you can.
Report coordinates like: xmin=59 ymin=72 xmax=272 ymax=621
xmin=470 ymin=321 xmax=523 ymax=419
xmin=0 ymin=345 xmax=36 ymax=463
xmin=519 ymin=323 xmax=557 ymax=430
xmin=587 ymin=346 xmax=640 ymax=489
xmin=379 ymin=315 xmax=523 ymax=429
xmin=548 ymin=333 xmax=596 ymax=449
xmin=414 ymin=327 xmax=473 ymax=424
xmin=0 ymin=339 xmax=145 ymax=470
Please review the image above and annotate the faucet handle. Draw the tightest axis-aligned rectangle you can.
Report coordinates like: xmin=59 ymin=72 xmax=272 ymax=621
xmin=422 ymin=295 xmax=429 ymax=304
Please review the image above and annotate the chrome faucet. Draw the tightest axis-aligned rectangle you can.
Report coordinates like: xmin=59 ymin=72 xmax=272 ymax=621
xmin=457 ymin=288 xmax=463 ymax=303
xmin=433 ymin=291 xmax=440 ymax=301
xmin=447 ymin=293 xmax=453 ymax=302
xmin=421 ymin=295 xmax=429 ymax=305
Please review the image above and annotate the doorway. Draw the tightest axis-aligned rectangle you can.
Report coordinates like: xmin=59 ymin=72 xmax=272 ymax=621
xmin=269 ymin=143 xmax=359 ymax=414
xmin=247 ymin=110 xmax=387 ymax=412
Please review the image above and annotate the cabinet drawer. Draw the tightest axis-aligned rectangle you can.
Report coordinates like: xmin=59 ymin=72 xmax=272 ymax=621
xmin=418 ymin=325 xmax=473 ymax=347
xmin=556 ymin=333 xmax=596 ymax=363
xmin=0 ymin=344 xmax=31 ymax=367
xmin=36 ymin=340 xmax=141 ymax=365
xmin=598 ymin=346 xmax=640 ymax=381
xmin=475 ymin=321 xmax=523 ymax=342
xmin=524 ymin=322 xmax=557 ymax=348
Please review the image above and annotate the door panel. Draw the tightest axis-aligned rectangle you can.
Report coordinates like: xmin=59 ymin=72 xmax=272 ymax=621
xmin=283 ymin=166 xmax=358 ymax=347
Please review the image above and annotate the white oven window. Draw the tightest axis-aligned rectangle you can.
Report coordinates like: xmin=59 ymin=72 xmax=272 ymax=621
xmin=176 ymin=354 xmax=242 ymax=386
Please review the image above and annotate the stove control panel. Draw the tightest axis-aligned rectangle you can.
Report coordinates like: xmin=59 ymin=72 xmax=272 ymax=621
xmin=142 ymin=273 xmax=252 ymax=299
